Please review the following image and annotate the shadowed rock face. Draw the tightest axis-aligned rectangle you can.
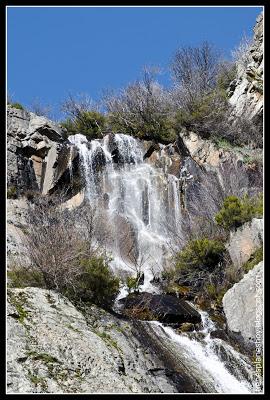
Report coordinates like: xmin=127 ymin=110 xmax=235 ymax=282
xmin=120 ymin=292 xmax=201 ymax=325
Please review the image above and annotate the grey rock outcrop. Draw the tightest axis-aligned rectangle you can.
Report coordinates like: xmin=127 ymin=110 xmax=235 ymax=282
xmin=222 ymin=261 xmax=263 ymax=345
xmin=228 ymin=12 xmax=263 ymax=125
xmin=7 ymin=106 xmax=77 ymax=195
xmin=226 ymin=218 xmax=263 ymax=269
xmin=7 ymin=287 xmax=198 ymax=394
xmin=6 ymin=199 xmax=30 ymax=267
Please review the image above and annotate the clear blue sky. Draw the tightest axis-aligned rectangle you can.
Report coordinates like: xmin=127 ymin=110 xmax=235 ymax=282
xmin=7 ymin=6 xmax=262 ymax=119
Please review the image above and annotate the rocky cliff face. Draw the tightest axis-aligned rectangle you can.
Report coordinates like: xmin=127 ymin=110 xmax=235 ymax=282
xmin=228 ymin=12 xmax=263 ymax=125
xmin=7 ymin=106 xmax=78 ymax=195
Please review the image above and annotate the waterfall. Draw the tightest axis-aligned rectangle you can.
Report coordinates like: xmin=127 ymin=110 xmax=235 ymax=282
xmin=69 ymin=133 xmax=181 ymax=291
xmin=68 ymin=132 xmax=260 ymax=394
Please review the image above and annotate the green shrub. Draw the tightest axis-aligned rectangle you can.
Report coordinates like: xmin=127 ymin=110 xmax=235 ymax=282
xmin=10 ymin=102 xmax=24 ymax=110
xmin=64 ymin=257 xmax=120 ymax=308
xmin=215 ymin=194 xmax=263 ymax=231
xmin=126 ymin=276 xmax=139 ymax=293
xmin=175 ymin=238 xmax=225 ymax=273
xmin=8 ymin=257 xmax=120 ymax=309
xmin=7 ymin=266 xmax=45 ymax=288
xmin=7 ymin=186 xmax=17 ymax=199
xmin=242 ymin=246 xmax=263 ymax=273
xmin=205 ymin=283 xmax=229 ymax=306
xmin=61 ymin=111 xmax=106 ymax=140
xmin=252 ymin=192 xmax=263 ymax=217
xmin=109 ymin=110 xmax=176 ymax=144
xmin=126 ymin=272 xmax=144 ymax=293
xmin=174 ymin=89 xmax=228 ymax=138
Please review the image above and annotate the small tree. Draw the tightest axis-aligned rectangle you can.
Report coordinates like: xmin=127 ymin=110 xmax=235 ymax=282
xmin=216 ymin=60 xmax=237 ymax=91
xmin=170 ymin=41 xmax=219 ymax=112
xmin=67 ymin=257 xmax=120 ymax=308
xmin=161 ymin=237 xmax=226 ymax=299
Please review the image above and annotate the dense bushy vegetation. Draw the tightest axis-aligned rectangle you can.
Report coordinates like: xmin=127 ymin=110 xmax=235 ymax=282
xmin=7 ymin=186 xmax=18 ymax=199
xmin=104 ymin=68 xmax=176 ymax=144
xmin=63 ymin=257 xmax=120 ymax=307
xmin=61 ymin=110 xmax=106 ymax=140
xmin=175 ymin=238 xmax=225 ymax=273
xmin=61 ymin=94 xmax=106 ymax=140
xmin=162 ymin=191 xmax=263 ymax=306
xmin=215 ymin=194 xmax=263 ymax=230
xmin=161 ymin=237 xmax=227 ymax=300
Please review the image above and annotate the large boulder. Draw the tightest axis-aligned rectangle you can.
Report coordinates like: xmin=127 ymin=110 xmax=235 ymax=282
xmin=222 ymin=261 xmax=263 ymax=345
xmin=226 ymin=218 xmax=263 ymax=269
xmin=120 ymin=292 xmax=201 ymax=325
xmin=7 ymin=287 xmax=196 ymax=394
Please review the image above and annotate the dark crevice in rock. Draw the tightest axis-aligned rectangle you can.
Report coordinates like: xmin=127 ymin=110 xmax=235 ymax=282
xmin=143 ymin=143 xmax=160 ymax=160
xmin=131 ymin=320 xmax=204 ymax=393
xmin=175 ymin=135 xmax=190 ymax=158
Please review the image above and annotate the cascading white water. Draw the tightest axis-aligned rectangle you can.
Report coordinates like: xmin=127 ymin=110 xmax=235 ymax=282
xmin=149 ymin=310 xmax=257 ymax=394
xmin=69 ymin=132 xmax=260 ymax=394
xmin=69 ymin=133 xmax=181 ymax=292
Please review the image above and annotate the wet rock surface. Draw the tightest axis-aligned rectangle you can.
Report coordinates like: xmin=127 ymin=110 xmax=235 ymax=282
xmin=120 ymin=292 xmax=201 ymax=325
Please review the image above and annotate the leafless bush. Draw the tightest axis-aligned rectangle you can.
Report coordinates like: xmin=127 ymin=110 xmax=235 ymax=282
xmin=7 ymin=91 xmax=15 ymax=105
xmin=228 ymin=115 xmax=263 ymax=148
xmin=232 ymin=33 xmax=253 ymax=71
xmin=164 ymin=153 xmax=263 ymax=253
xmin=61 ymin=93 xmax=100 ymax=120
xmin=29 ymin=97 xmax=53 ymax=119
xmin=170 ymin=41 xmax=220 ymax=112
xmin=22 ymin=194 xmax=111 ymax=294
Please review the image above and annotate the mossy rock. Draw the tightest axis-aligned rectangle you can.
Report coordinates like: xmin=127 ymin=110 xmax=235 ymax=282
xmin=177 ymin=322 xmax=195 ymax=333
